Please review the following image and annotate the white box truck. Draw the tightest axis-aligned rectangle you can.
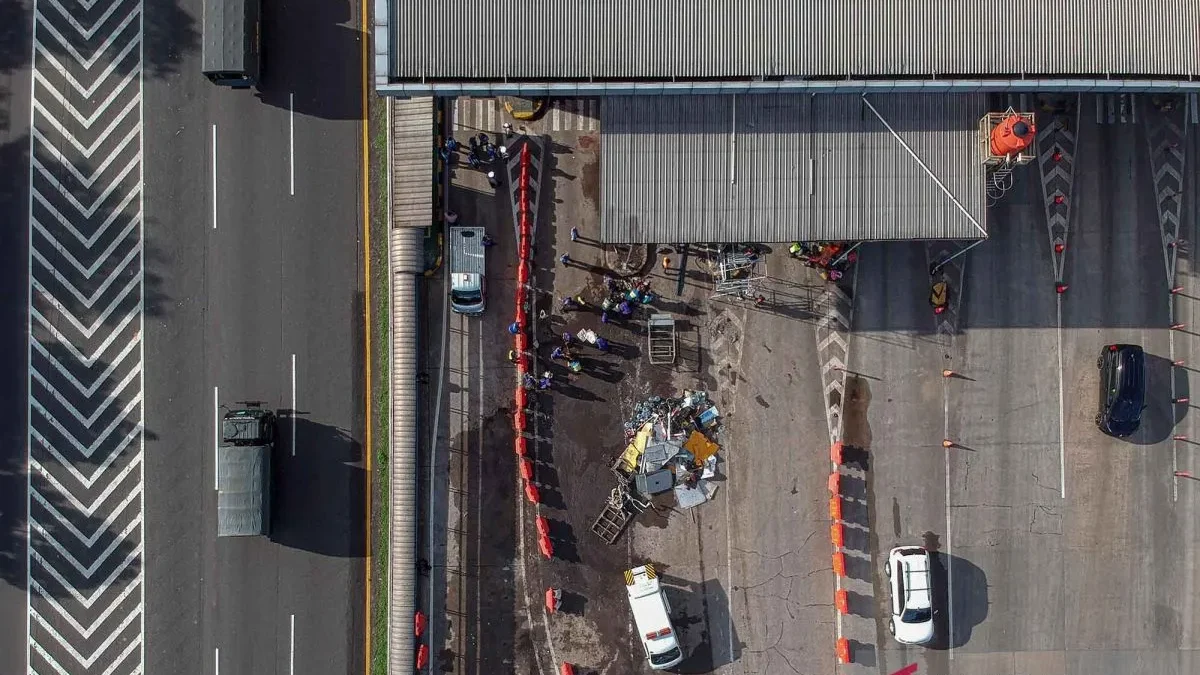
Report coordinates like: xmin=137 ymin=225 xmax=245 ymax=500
xmin=624 ymin=564 xmax=685 ymax=670
xmin=448 ymin=226 xmax=486 ymax=315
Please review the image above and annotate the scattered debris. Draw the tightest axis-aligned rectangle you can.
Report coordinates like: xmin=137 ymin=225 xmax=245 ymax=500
xmin=592 ymin=390 xmax=724 ymax=543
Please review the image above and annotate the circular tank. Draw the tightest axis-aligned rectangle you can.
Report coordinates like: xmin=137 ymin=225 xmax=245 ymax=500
xmin=989 ymin=115 xmax=1036 ymax=157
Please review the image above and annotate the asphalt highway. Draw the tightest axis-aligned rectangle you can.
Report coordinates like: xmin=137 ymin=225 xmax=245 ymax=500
xmin=141 ymin=0 xmax=367 ymax=673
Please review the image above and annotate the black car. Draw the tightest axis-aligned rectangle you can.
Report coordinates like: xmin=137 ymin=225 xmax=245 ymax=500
xmin=1096 ymin=344 xmax=1146 ymax=437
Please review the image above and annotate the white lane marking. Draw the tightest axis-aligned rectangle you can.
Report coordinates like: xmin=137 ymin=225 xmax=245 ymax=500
xmin=211 ymin=124 xmax=217 ymax=229
xmin=1171 ymin=320 xmax=1180 ymax=502
xmin=289 ymin=614 xmax=295 ymax=675
xmin=215 ymin=647 xmax=219 ymax=675
xmin=289 ymin=93 xmax=295 ymax=196
xmin=943 ymin=366 xmax=955 ymax=660
xmin=475 ymin=325 xmax=484 ymax=663
xmin=1057 ymin=298 xmax=1066 ymax=498
xmin=214 ymin=386 xmax=219 ymax=489
xmin=724 ymin=444 xmax=735 ymax=663
xmin=291 ymin=354 xmax=297 ymax=456
xmin=426 ymin=230 xmax=450 ymax=666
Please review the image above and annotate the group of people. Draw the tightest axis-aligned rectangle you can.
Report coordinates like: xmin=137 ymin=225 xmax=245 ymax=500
xmin=788 ymin=241 xmax=856 ymax=281
xmin=440 ymin=126 xmax=519 ymax=189
xmin=596 ymin=276 xmax=655 ymax=324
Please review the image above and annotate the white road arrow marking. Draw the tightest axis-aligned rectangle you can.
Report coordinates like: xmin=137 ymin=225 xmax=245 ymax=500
xmin=33 ymin=124 xmax=139 ymax=189
xmin=32 ymin=606 xmax=139 ymax=668
xmin=31 ymin=576 xmax=140 ymax=640
xmin=34 ymin=34 xmax=140 ymax=99
xmin=33 ymin=272 xmax=141 ymax=339
xmin=34 ymin=68 xmax=139 ymax=130
xmin=34 ymin=7 xmax=140 ymax=70
xmin=42 ymin=0 xmax=130 ymax=40
xmin=32 ymin=451 xmax=141 ymax=512
xmin=32 ymin=483 xmax=141 ymax=549
xmin=32 ymin=153 xmax=140 ymax=220
xmin=32 ymin=184 xmax=140 ymax=249
xmin=32 ymin=360 xmax=140 ymax=428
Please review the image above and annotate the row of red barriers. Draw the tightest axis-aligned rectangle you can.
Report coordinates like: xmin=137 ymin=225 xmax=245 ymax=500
xmin=829 ymin=441 xmax=852 ymax=664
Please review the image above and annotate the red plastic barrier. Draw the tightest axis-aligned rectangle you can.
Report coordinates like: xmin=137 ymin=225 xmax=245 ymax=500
xmin=536 ymin=515 xmax=550 ymax=537
xmin=828 ymin=496 xmax=842 ymax=520
xmin=836 ymin=638 xmax=851 ymax=664
xmin=513 ymin=409 xmax=526 ymax=431
xmin=414 ymin=611 xmax=427 ymax=637
xmin=518 ymin=261 xmax=530 ymax=285
xmin=830 ymin=441 xmax=843 ymax=465
xmin=545 ymin=588 xmax=560 ymax=613
xmin=514 ymin=437 xmax=527 ymax=457
xmin=515 ymin=306 xmax=527 ymax=326
xmin=538 ymin=533 xmax=554 ymax=558
xmin=827 ymin=472 xmax=840 ymax=494
xmin=832 ymin=552 xmax=846 ymax=577
xmin=835 ymin=589 xmax=849 ymax=614
xmin=525 ymin=482 xmax=540 ymax=504
xmin=560 ymin=664 xmax=574 ymax=675
xmin=515 ymin=333 xmax=528 ymax=351
xmin=515 ymin=387 xmax=527 ymax=409
xmin=830 ymin=523 xmax=844 ymax=548
xmin=521 ymin=458 xmax=535 ymax=481
xmin=417 ymin=644 xmax=429 ymax=669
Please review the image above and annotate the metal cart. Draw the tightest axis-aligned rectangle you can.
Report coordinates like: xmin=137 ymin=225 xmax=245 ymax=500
xmin=647 ymin=313 xmax=676 ymax=365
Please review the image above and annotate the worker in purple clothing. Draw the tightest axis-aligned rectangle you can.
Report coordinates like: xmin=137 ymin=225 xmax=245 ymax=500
xmin=595 ymin=336 xmax=610 ymax=352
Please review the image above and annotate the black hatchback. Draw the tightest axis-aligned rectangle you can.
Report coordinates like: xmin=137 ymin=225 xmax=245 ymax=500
xmin=1096 ymin=344 xmax=1146 ymax=437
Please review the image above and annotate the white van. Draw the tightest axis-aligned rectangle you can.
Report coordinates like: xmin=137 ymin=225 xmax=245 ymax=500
xmin=885 ymin=546 xmax=936 ymax=644
xmin=624 ymin=564 xmax=685 ymax=670
xmin=448 ymin=226 xmax=486 ymax=314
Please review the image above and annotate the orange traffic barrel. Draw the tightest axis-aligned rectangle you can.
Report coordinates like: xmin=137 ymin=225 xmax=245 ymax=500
xmin=990 ymin=115 xmax=1036 ymax=156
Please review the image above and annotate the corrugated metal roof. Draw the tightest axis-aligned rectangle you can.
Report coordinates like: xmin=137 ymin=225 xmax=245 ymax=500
xmin=391 ymin=97 xmax=434 ymax=229
xmin=600 ymin=94 xmax=989 ymax=243
xmin=390 ymin=0 xmax=1199 ymax=82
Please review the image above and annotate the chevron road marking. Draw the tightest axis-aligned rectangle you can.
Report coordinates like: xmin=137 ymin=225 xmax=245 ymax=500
xmin=31 ymin=607 xmax=140 ymax=668
xmin=33 ymin=186 xmax=140 ymax=248
xmin=31 ymin=577 xmax=139 ymax=640
xmin=32 ymin=214 xmax=140 ymax=279
xmin=33 ymin=273 xmax=141 ymax=340
xmin=33 ymin=94 xmax=140 ymax=159
xmin=34 ymin=69 xmax=139 ymax=130
xmin=32 ymin=394 xmax=141 ymax=460
xmin=33 ymin=243 xmax=140 ymax=308
xmin=33 ymin=154 xmax=140 ymax=219
xmin=34 ymin=9 xmax=140 ymax=71
xmin=31 ymin=544 xmax=143 ymax=610
xmin=32 ymin=336 xmax=140 ymax=399
xmin=33 ymin=453 xmax=141 ymax=512
xmin=32 ymin=482 xmax=140 ymax=550
xmin=33 ymin=124 xmax=139 ymax=189
xmin=33 ymin=35 xmax=140 ymax=99
xmin=31 ymin=427 xmax=140 ymax=491
xmin=33 ymin=363 xmax=140 ymax=428
xmin=42 ymin=0 xmax=130 ymax=40
xmin=32 ymin=516 xmax=141 ymax=579
xmin=32 ymin=304 xmax=140 ymax=367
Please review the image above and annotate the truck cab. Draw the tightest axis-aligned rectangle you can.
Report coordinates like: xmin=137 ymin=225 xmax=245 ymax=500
xmin=217 ymin=405 xmax=276 ymax=537
xmin=625 ymin=564 xmax=685 ymax=670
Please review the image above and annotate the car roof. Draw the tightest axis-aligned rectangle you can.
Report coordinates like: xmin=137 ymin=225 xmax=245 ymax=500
xmin=890 ymin=547 xmax=932 ymax=610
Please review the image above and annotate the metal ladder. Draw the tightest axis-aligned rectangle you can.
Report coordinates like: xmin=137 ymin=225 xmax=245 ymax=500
xmin=590 ymin=488 xmax=631 ymax=544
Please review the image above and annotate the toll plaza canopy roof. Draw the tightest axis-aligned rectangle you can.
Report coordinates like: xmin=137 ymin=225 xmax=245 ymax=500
xmin=599 ymin=94 xmax=990 ymax=244
xmin=380 ymin=0 xmax=1200 ymax=92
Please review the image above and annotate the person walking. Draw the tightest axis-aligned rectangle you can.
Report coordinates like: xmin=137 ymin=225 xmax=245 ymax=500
xmin=559 ymin=253 xmax=571 ymax=266
xmin=661 ymin=255 xmax=672 ymax=272
xmin=570 ymin=226 xmax=579 ymax=242
xmin=446 ymin=137 xmax=459 ymax=152
xmin=468 ymin=153 xmax=481 ymax=169
xmin=487 ymin=170 xmax=500 ymax=188
xmin=503 ymin=122 xmax=514 ymax=138
xmin=551 ymin=346 xmax=565 ymax=360
xmin=498 ymin=145 xmax=509 ymax=160
xmin=595 ymin=336 xmax=610 ymax=352
xmin=445 ymin=210 xmax=459 ymax=224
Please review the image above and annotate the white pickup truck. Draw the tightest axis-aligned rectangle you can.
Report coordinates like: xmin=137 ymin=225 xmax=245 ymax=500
xmin=624 ymin=564 xmax=685 ymax=670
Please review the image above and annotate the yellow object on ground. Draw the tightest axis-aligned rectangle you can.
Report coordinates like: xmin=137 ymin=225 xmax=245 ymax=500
xmin=684 ymin=431 xmax=720 ymax=466
xmin=617 ymin=423 xmax=653 ymax=473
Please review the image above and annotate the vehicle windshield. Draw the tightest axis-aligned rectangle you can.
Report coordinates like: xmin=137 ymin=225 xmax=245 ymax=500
xmin=901 ymin=607 xmax=932 ymax=623
xmin=451 ymin=289 xmax=483 ymax=305
xmin=649 ymin=646 xmax=681 ymax=665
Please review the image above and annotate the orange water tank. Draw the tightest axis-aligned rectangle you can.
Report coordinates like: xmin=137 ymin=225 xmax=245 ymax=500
xmin=990 ymin=115 xmax=1036 ymax=157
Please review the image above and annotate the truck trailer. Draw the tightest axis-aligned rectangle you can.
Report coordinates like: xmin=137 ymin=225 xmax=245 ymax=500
xmin=217 ymin=404 xmax=276 ymax=537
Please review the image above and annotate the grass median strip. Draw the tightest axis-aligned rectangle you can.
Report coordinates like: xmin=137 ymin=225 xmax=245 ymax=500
xmin=368 ymin=93 xmax=391 ymax=675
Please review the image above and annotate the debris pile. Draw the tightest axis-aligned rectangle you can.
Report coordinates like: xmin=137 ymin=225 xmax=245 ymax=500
xmin=591 ymin=391 xmax=724 ymax=543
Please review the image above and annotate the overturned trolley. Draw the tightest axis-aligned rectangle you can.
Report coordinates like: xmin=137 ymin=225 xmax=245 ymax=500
xmin=647 ymin=313 xmax=676 ymax=365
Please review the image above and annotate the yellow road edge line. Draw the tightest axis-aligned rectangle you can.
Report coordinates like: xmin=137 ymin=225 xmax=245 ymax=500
xmin=360 ymin=0 xmax=373 ymax=671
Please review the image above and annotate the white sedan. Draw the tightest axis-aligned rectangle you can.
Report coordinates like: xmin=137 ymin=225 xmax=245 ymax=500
xmin=885 ymin=546 xmax=936 ymax=645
